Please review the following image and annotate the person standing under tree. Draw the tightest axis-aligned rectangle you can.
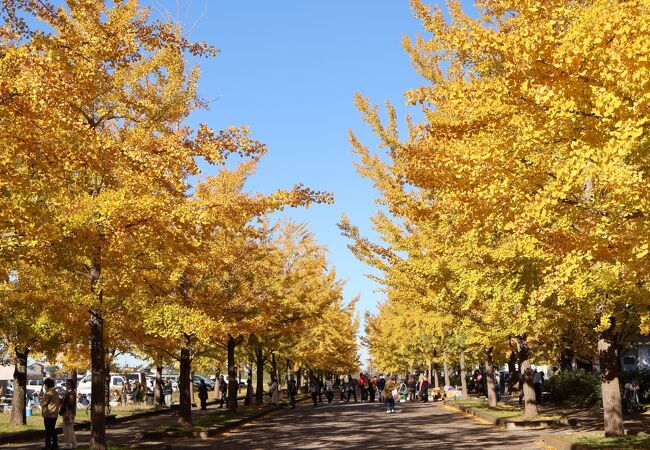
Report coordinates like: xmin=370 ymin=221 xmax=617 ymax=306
xmin=287 ymin=374 xmax=297 ymax=409
xmin=163 ymin=379 xmax=173 ymax=406
xmin=198 ymin=379 xmax=208 ymax=410
xmin=310 ymin=374 xmax=319 ymax=407
xmin=245 ymin=375 xmax=254 ymax=406
xmin=269 ymin=377 xmax=280 ymax=406
xmin=219 ymin=375 xmax=227 ymax=408
xmin=533 ymin=368 xmax=544 ymax=404
xmin=407 ymin=374 xmax=417 ymax=402
xmin=40 ymin=378 xmax=61 ymax=450
xmin=61 ymin=379 xmax=77 ymax=449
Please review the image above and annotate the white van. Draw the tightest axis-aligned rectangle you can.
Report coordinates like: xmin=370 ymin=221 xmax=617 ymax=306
xmin=77 ymin=373 xmax=126 ymax=395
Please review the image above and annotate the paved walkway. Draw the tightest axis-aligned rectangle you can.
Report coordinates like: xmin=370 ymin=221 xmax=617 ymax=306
xmin=168 ymin=400 xmax=547 ymax=449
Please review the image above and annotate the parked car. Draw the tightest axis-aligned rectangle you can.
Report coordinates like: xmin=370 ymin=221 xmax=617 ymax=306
xmin=77 ymin=373 xmax=126 ymax=395
xmin=192 ymin=375 xmax=215 ymax=391
xmin=27 ymin=379 xmax=43 ymax=389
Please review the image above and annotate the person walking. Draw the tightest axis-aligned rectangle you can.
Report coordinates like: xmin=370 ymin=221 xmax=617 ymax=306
xmin=369 ymin=375 xmax=377 ymax=403
xmin=377 ymin=374 xmax=386 ymax=403
xmin=382 ymin=375 xmax=397 ymax=413
xmin=218 ymin=375 xmax=227 ymax=408
xmin=358 ymin=373 xmax=368 ymax=402
xmin=40 ymin=378 xmax=61 ymax=450
xmin=310 ymin=375 xmax=319 ymax=407
xmin=287 ymin=374 xmax=297 ymax=409
xmin=163 ymin=379 xmax=173 ymax=406
xmin=346 ymin=376 xmax=357 ymax=403
xmin=340 ymin=375 xmax=347 ymax=402
xmin=407 ymin=375 xmax=417 ymax=402
xmin=419 ymin=375 xmax=429 ymax=402
xmin=198 ymin=379 xmax=208 ymax=410
xmin=325 ymin=376 xmax=334 ymax=403
xmin=61 ymin=379 xmax=77 ymax=449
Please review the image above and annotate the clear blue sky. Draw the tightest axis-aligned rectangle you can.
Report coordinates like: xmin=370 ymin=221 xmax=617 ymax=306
xmin=143 ymin=0 xmax=475 ymax=365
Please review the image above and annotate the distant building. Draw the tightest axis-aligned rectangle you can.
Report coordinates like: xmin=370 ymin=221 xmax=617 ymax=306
xmin=0 ymin=363 xmax=45 ymax=381
xmin=621 ymin=336 xmax=650 ymax=372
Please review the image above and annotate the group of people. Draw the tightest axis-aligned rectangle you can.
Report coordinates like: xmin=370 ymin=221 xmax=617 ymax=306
xmin=38 ymin=378 xmax=77 ymax=450
xmin=306 ymin=372 xmax=431 ymax=413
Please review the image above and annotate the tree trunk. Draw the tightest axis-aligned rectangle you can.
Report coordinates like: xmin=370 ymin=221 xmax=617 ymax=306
xmin=433 ymin=362 xmax=440 ymax=389
xmin=296 ymin=367 xmax=302 ymax=391
xmin=10 ymin=347 xmax=28 ymax=426
xmin=599 ymin=328 xmax=624 ymax=436
xmin=104 ymin=368 xmax=110 ymax=414
xmin=190 ymin=369 xmax=195 ymax=406
xmin=507 ymin=350 xmax=518 ymax=395
xmin=89 ymin=307 xmax=106 ymax=450
xmin=271 ymin=352 xmax=277 ymax=383
xmin=89 ymin=247 xmax=106 ymax=450
xmin=154 ymin=364 xmax=163 ymax=407
xmin=443 ymin=352 xmax=450 ymax=387
xmin=227 ymin=334 xmax=242 ymax=413
xmin=485 ymin=348 xmax=497 ymax=407
xmin=428 ymin=360 xmax=432 ymax=382
xmin=255 ymin=347 xmax=265 ymax=405
xmin=285 ymin=358 xmax=291 ymax=390
xmin=459 ymin=350 xmax=468 ymax=400
xmin=178 ymin=344 xmax=192 ymax=426
xmin=516 ymin=335 xmax=538 ymax=419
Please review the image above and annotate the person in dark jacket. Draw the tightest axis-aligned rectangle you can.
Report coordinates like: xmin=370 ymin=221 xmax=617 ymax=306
xmin=346 ymin=376 xmax=357 ymax=403
xmin=219 ymin=375 xmax=227 ymax=408
xmin=198 ymin=379 xmax=209 ymax=410
xmin=288 ymin=374 xmax=297 ymax=409
xmin=163 ymin=379 xmax=173 ymax=406
xmin=377 ymin=374 xmax=386 ymax=403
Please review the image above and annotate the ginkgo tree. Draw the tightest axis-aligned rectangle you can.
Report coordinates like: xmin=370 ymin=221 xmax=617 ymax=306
xmin=0 ymin=0 xmax=333 ymax=446
xmin=343 ymin=0 xmax=650 ymax=436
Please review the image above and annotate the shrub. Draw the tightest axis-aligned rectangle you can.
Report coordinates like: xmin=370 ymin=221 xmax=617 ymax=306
xmin=546 ymin=369 xmax=602 ymax=409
